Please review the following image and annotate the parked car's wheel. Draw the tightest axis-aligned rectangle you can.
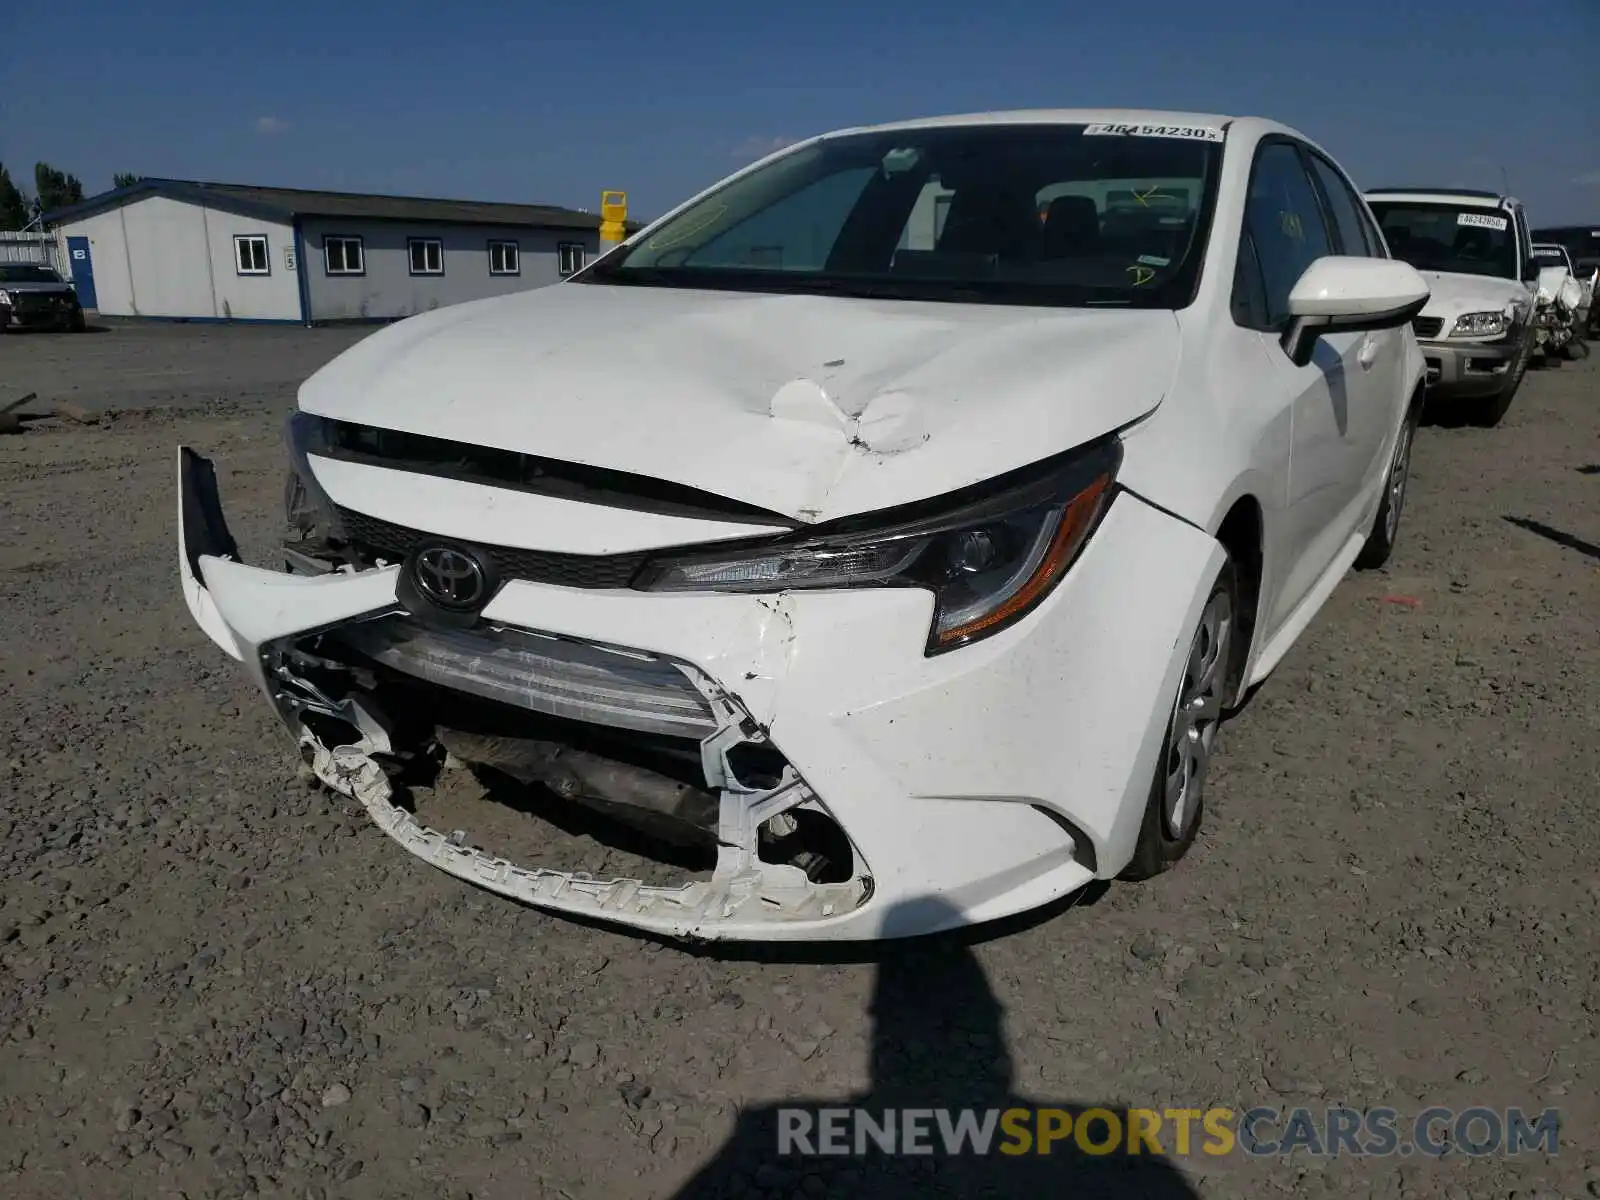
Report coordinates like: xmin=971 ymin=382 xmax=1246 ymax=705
xmin=1121 ymin=557 xmax=1239 ymax=881
xmin=1356 ymin=401 xmax=1421 ymax=569
xmin=69 ymin=309 xmax=87 ymax=333
xmin=1470 ymin=335 xmax=1530 ymax=427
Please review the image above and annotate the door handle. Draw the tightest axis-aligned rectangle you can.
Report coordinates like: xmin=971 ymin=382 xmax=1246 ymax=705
xmin=1357 ymin=335 xmax=1380 ymax=370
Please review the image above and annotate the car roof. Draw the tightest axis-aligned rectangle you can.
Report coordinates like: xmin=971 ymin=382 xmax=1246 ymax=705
xmin=1365 ymin=188 xmax=1518 ymax=210
xmin=833 ymin=108 xmax=1234 ymax=132
xmin=817 ymin=109 xmax=1319 ymax=142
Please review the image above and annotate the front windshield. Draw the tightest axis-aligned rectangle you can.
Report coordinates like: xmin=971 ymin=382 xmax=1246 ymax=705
xmin=1367 ymin=201 xmax=1518 ymax=280
xmin=0 ymin=263 xmax=64 ymax=284
xmin=582 ymin=123 xmax=1224 ymax=308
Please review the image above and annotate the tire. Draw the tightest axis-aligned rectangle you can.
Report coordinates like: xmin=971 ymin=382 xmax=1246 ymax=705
xmin=69 ymin=309 xmax=86 ymax=333
xmin=1356 ymin=401 xmax=1421 ymax=569
xmin=1468 ymin=333 xmax=1530 ymax=427
xmin=1122 ymin=558 xmax=1239 ymax=881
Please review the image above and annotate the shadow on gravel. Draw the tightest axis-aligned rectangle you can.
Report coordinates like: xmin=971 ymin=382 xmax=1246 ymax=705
xmin=1418 ymin=399 xmax=1491 ymax=429
xmin=1503 ymin=515 xmax=1600 ymax=562
xmin=1577 ymin=465 xmax=1600 ymax=476
xmin=672 ymin=896 xmax=1199 ymax=1199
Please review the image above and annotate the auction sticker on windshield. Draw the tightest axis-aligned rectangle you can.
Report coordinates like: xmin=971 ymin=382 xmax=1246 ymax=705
xmin=1457 ymin=213 xmax=1508 ymax=230
xmin=1083 ymin=123 xmax=1224 ymax=142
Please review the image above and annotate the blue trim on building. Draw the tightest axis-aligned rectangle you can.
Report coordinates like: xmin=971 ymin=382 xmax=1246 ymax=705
xmin=292 ymin=218 xmax=313 ymax=325
xmin=111 ymin=314 xmax=306 ymax=326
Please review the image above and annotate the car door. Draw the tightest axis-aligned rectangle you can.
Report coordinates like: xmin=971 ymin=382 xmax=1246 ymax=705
xmin=1303 ymin=149 xmax=1407 ymax=497
xmin=1238 ymin=140 xmax=1379 ymax=636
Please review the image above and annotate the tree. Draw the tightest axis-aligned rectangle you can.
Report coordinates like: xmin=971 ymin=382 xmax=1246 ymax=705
xmin=113 ymin=172 xmax=142 ymax=189
xmin=0 ymin=163 xmax=28 ymax=230
xmin=33 ymin=162 xmax=85 ymax=217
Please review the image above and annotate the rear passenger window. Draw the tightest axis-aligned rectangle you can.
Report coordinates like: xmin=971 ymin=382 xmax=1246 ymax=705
xmin=1308 ymin=154 xmax=1378 ymax=257
xmin=1244 ymin=143 xmax=1334 ymax=329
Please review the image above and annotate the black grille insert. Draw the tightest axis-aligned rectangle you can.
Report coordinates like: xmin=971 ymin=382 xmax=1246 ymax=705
xmin=305 ymin=417 xmax=795 ymax=527
xmin=1412 ymin=316 xmax=1444 ymax=338
xmin=335 ymin=506 xmax=647 ymax=589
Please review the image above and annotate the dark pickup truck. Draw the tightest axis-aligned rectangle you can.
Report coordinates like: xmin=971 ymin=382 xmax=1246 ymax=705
xmin=0 ymin=262 xmax=87 ymax=333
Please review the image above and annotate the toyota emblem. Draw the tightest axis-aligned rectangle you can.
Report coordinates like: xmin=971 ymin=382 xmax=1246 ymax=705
xmin=411 ymin=544 xmax=488 ymax=611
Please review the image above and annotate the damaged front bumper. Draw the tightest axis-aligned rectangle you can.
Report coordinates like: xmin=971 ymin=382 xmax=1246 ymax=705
xmin=177 ymin=447 xmax=1223 ymax=942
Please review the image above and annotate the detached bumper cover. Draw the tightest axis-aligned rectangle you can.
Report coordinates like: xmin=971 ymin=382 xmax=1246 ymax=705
xmin=177 ymin=448 xmax=1224 ymax=941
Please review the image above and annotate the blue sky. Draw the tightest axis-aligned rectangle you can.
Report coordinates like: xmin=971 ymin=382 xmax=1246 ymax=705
xmin=3 ymin=0 xmax=1596 ymax=224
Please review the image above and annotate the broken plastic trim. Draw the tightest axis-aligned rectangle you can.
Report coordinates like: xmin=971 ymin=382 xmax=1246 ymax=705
xmin=294 ymin=689 xmax=874 ymax=940
xmin=179 ymin=447 xmax=242 ymax=578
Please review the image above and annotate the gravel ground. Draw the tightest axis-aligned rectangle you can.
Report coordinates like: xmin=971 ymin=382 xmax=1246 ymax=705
xmin=1 ymin=325 xmax=1597 ymax=1200
xmin=0 ymin=320 xmax=365 ymax=416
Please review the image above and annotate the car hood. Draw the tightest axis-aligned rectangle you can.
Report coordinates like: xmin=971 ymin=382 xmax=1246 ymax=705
xmin=1416 ymin=270 xmax=1531 ymax=320
xmin=0 ymin=281 xmax=74 ymax=295
xmin=298 ymin=283 xmax=1179 ymax=524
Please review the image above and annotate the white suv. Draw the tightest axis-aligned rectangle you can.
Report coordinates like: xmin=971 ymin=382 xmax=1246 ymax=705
xmin=1365 ymin=189 xmax=1539 ymax=426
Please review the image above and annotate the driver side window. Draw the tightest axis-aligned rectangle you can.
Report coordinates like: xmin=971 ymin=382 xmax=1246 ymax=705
xmin=1242 ymin=142 xmax=1334 ymax=330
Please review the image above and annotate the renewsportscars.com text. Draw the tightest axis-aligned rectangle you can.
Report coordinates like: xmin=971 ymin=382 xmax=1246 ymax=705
xmin=776 ymin=1106 xmax=1561 ymax=1159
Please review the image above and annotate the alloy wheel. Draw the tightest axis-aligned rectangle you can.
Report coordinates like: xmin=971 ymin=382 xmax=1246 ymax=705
xmin=1162 ymin=589 xmax=1232 ymax=840
xmin=1384 ymin=420 xmax=1414 ymax=544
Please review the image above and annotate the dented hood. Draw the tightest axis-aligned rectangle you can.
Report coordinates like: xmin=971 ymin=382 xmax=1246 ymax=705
xmin=298 ymin=282 xmax=1178 ymax=524
xmin=1416 ymin=270 xmax=1532 ymax=321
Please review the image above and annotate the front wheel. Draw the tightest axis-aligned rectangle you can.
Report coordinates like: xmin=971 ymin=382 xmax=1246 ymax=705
xmin=1355 ymin=401 xmax=1420 ymax=569
xmin=1122 ymin=558 xmax=1239 ymax=881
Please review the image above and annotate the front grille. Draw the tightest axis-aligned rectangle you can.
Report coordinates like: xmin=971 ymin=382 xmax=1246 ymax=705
xmin=329 ymin=615 xmax=717 ymax=737
xmin=335 ymin=505 xmax=646 ymax=589
xmin=14 ymin=294 xmax=69 ymax=311
xmin=1411 ymin=316 xmax=1444 ymax=338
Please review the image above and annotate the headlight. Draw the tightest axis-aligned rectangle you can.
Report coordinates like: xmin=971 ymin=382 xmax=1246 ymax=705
xmin=634 ymin=440 xmax=1120 ymax=654
xmin=1448 ymin=312 xmax=1509 ymax=338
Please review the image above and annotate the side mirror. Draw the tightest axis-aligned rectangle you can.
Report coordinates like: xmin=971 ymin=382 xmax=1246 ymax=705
xmin=1281 ymin=256 xmax=1431 ymax=368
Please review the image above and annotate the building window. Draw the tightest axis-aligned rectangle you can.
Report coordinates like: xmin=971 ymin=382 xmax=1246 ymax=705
xmin=558 ymin=242 xmax=586 ymax=277
xmin=324 ymin=235 xmax=365 ymax=275
xmin=234 ymin=235 xmax=270 ymax=275
xmin=488 ymin=240 xmax=520 ymax=275
xmin=408 ymin=237 xmax=444 ymax=275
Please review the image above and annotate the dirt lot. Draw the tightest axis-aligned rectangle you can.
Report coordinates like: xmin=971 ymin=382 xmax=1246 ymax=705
xmin=1 ymin=324 xmax=1597 ymax=1200
xmin=1 ymin=320 xmax=366 ymax=416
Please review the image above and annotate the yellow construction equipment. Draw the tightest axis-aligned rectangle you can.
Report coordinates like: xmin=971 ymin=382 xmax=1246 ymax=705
xmin=600 ymin=191 xmax=628 ymax=249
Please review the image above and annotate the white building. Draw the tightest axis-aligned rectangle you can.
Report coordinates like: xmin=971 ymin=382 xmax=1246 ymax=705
xmin=46 ymin=179 xmax=621 ymax=324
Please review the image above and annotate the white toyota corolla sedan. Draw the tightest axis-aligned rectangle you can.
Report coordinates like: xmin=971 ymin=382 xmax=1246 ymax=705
xmin=178 ymin=109 xmax=1429 ymax=942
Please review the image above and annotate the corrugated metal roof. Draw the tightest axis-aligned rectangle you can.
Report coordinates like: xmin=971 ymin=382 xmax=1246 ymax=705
xmin=46 ymin=177 xmax=636 ymax=232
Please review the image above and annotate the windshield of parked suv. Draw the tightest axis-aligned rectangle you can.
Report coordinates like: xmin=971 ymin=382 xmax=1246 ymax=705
xmin=581 ymin=123 xmax=1224 ymax=308
xmin=1367 ymin=201 xmax=1519 ymax=280
xmin=0 ymin=264 xmax=64 ymax=284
